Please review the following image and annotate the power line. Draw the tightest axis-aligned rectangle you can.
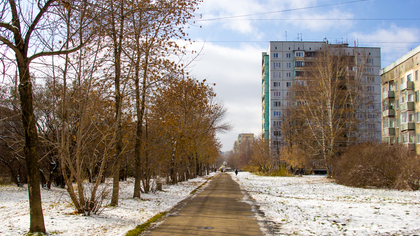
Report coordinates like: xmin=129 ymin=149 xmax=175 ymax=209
xmin=201 ymin=18 xmax=420 ymax=22
xmin=196 ymin=0 xmax=371 ymax=22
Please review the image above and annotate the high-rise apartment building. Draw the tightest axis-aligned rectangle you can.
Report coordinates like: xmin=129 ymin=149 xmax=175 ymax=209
xmin=233 ymin=133 xmax=254 ymax=153
xmin=262 ymin=41 xmax=382 ymax=146
xmin=381 ymin=45 xmax=420 ymax=153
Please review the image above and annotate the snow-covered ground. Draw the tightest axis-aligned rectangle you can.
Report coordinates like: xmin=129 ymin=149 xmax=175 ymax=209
xmin=2 ymin=172 xmax=420 ymax=236
xmin=0 ymin=174 xmax=213 ymax=236
xmin=230 ymin=172 xmax=420 ymax=235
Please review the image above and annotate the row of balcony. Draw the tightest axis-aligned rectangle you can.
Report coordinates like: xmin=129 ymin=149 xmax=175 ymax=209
xmin=383 ymin=137 xmax=416 ymax=151
xmin=382 ymin=81 xmax=414 ymax=100
xmin=382 ymin=102 xmax=415 ymax=118
xmin=383 ymin=123 xmax=415 ymax=136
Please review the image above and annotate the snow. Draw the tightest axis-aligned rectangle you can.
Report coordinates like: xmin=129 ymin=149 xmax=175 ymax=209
xmin=2 ymin=172 xmax=420 ymax=235
xmin=0 ymin=174 xmax=214 ymax=236
xmin=229 ymin=172 xmax=420 ymax=235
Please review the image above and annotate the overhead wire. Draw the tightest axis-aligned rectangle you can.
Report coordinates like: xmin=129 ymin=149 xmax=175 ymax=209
xmin=195 ymin=0 xmax=372 ymax=22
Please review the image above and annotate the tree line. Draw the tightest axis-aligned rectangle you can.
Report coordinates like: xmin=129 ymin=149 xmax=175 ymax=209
xmin=0 ymin=0 xmax=229 ymax=233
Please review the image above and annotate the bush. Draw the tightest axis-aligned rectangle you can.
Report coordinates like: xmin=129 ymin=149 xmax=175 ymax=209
xmin=333 ymin=143 xmax=420 ymax=190
xmin=269 ymin=166 xmax=293 ymax=177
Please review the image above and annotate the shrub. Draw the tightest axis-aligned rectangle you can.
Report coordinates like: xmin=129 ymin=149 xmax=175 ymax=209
xmin=269 ymin=166 xmax=293 ymax=177
xmin=333 ymin=143 xmax=420 ymax=190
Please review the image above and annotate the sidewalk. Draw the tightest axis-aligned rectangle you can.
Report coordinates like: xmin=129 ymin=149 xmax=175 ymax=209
xmin=143 ymin=173 xmax=262 ymax=236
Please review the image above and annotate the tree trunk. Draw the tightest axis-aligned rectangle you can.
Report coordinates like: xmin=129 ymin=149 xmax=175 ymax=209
xmin=17 ymin=58 xmax=46 ymax=233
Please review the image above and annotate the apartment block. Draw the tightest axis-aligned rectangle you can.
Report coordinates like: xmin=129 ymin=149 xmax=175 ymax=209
xmin=262 ymin=41 xmax=382 ymax=146
xmin=381 ymin=45 xmax=420 ymax=153
xmin=233 ymin=133 xmax=254 ymax=153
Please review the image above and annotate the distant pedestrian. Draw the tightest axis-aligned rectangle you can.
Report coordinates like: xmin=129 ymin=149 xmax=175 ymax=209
xmin=235 ymin=169 xmax=238 ymax=176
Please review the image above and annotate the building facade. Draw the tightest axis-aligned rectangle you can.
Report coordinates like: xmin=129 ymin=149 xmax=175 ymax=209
xmin=381 ymin=45 xmax=420 ymax=153
xmin=233 ymin=133 xmax=254 ymax=153
xmin=262 ymin=41 xmax=382 ymax=146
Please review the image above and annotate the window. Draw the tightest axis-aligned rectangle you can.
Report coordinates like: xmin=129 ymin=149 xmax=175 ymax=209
xmin=273 ymin=53 xmax=279 ymax=58
xmin=368 ymin=114 xmax=375 ymax=119
xmin=401 ymin=113 xmax=407 ymax=123
xmin=272 ymin=72 xmax=281 ymax=78
xmin=273 ymin=91 xmax=281 ymax=97
xmin=401 ymin=78 xmax=404 ymax=84
xmin=366 ymin=68 xmax=374 ymax=73
xmin=273 ymin=62 xmax=281 ymax=68
xmin=295 ymin=71 xmax=304 ymax=76
xmin=416 ymin=70 xmax=419 ymax=81
xmin=417 ymin=134 xmax=420 ymax=144
xmin=408 ymin=94 xmax=413 ymax=102
xmin=295 ymin=61 xmax=304 ymax=67
xmin=286 ymin=82 xmax=292 ymax=87
xmin=273 ymin=121 xmax=282 ymax=127
xmin=367 ymin=77 xmax=374 ymax=83
xmin=286 ymin=53 xmax=291 ymax=58
xmin=396 ymin=99 xmax=399 ymax=110
xmin=295 ymin=51 xmax=304 ymax=57
xmin=274 ymin=111 xmax=281 ymax=117
xmin=367 ymin=86 xmax=374 ymax=91
xmin=273 ymin=82 xmax=281 ymax=87
xmin=407 ymin=74 xmax=412 ymax=82
xmin=286 ymin=72 xmax=291 ymax=77
xmin=368 ymin=105 xmax=375 ymax=110
xmin=396 ymin=83 xmax=399 ymax=91
xmin=409 ymin=113 xmax=414 ymax=122
xmin=273 ymin=131 xmax=281 ymax=136
xmin=273 ymin=101 xmax=281 ymax=107
xmin=417 ymin=112 xmax=420 ymax=123
xmin=286 ymin=92 xmax=291 ymax=97
xmin=286 ymin=62 xmax=292 ymax=68
xmin=416 ymin=91 xmax=419 ymax=102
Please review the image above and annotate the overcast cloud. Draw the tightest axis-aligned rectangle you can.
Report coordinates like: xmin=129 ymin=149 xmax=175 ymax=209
xmin=185 ymin=0 xmax=420 ymax=151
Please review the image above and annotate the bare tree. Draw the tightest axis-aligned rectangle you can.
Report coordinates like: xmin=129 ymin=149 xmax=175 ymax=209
xmin=284 ymin=45 xmax=372 ymax=175
xmin=0 ymin=0 xmax=94 ymax=232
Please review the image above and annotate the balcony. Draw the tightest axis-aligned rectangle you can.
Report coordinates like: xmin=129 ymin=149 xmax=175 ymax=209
xmin=401 ymin=81 xmax=414 ymax=91
xmin=382 ymin=128 xmax=395 ymax=136
xmin=404 ymin=143 xmax=416 ymax=151
xmin=382 ymin=136 xmax=395 ymax=144
xmin=382 ymin=91 xmax=395 ymax=100
xmin=382 ymin=108 xmax=395 ymax=117
xmin=400 ymin=101 xmax=415 ymax=111
xmin=400 ymin=122 xmax=415 ymax=131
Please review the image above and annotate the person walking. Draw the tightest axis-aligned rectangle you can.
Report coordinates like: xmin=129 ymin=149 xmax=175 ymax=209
xmin=235 ymin=169 xmax=238 ymax=176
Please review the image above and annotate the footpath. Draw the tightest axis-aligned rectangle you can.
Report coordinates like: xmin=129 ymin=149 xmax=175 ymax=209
xmin=143 ymin=173 xmax=262 ymax=236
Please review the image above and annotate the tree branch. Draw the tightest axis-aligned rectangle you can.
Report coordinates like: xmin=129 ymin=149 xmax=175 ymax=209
xmin=0 ymin=22 xmax=19 ymax=34
xmin=0 ymin=35 xmax=19 ymax=54
xmin=24 ymin=0 xmax=58 ymax=50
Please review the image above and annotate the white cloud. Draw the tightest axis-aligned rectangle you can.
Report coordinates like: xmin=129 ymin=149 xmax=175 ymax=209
xmin=351 ymin=24 xmax=420 ymax=66
xmin=186 ymin=42 xmax=264 ymax=151
xmin=197 ymin=0 xmax=265 ymax=34
xmin=289 ymin=9 xmax=354 ymax=32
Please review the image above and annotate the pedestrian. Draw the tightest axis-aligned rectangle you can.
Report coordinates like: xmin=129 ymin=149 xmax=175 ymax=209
xmin=235 ymin=169 xmax=238 ymax=176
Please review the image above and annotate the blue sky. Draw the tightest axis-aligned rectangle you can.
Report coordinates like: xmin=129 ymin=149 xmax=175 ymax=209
xmin=183 ymin=0 xmax=420 ymax=152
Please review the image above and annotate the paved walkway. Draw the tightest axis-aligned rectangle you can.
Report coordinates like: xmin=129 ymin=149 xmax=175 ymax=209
xmin=144 ymin=173 xmax=262 ymax=236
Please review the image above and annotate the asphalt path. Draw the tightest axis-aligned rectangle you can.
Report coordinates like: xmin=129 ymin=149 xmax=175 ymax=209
xmin=144 ymin=172 xmax=262 ymax=236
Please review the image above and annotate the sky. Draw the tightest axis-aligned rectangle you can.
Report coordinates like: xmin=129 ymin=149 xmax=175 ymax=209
xmin=183 ymin=0 xmax=420 ymax=152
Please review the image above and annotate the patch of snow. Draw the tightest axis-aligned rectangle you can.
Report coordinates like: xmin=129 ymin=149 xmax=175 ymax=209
xmin=230 ymin=172 xmax=420 ymax=235
xmin=0 ymin=174 xmax=214 ymax=236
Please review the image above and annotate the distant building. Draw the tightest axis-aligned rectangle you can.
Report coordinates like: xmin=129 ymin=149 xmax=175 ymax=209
xmin=233 ymin=133 xmax=254 ymax=153
xmin=381 ymin=45 xmax=420 ymax=153
xmin=262 ymin=41 xmax=382 ymax=147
